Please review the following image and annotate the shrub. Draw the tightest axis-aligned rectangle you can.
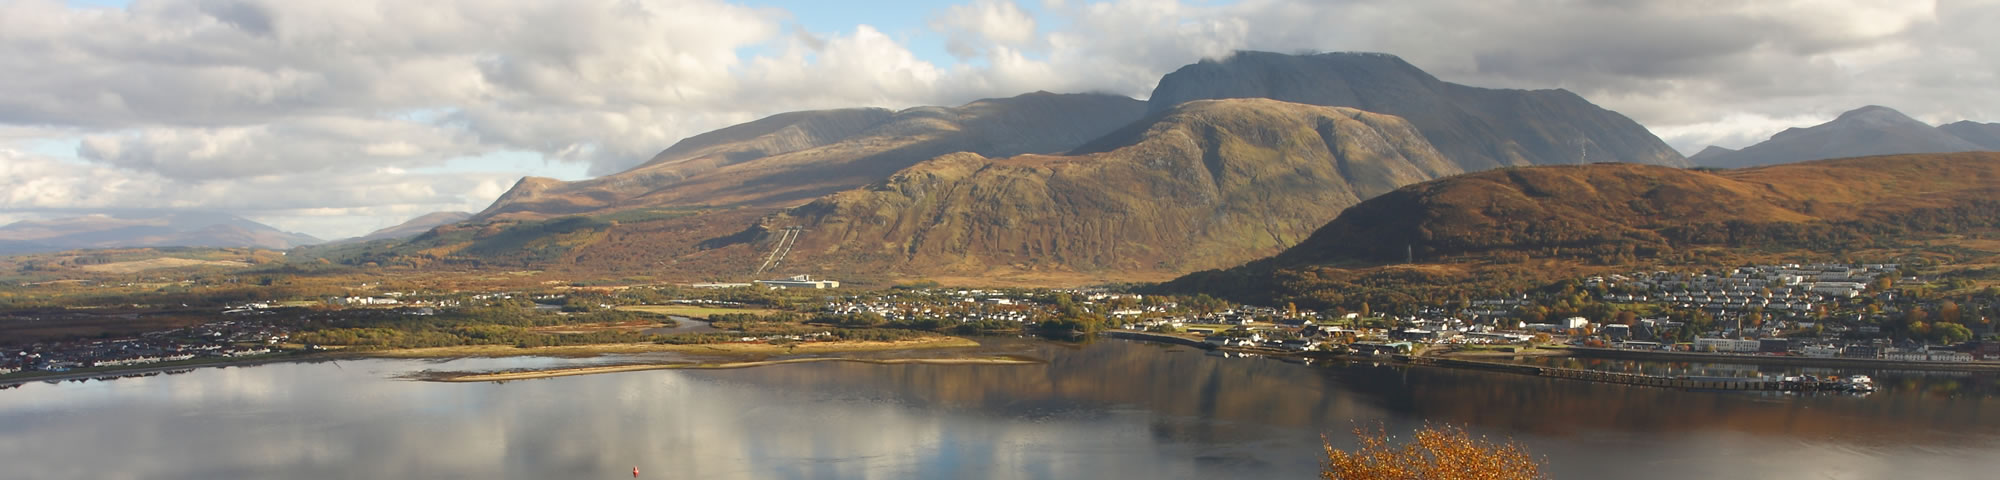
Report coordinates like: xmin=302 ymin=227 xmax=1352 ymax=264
xmin=1321 ymin=424 xmax=1542 ymax=480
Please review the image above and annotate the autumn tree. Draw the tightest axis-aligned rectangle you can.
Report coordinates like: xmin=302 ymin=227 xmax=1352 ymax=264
xmin=1903 ymin=306 xmax=1930 ymax=332
xmin=1933 ymin=322 xmax=1974 ymax=344
xmin=1322 ymin=424 xmax=1543 ymax=480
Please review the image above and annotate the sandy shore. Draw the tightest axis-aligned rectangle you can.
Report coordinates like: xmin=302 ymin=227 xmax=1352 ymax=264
xmin=359 ymin=336 xmax=982 ymax=359
xmin=426 ymin=356 xmax=1039 ymax=382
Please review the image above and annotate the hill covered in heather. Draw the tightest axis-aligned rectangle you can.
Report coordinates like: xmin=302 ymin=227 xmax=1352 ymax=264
xmin=1166 ymin=152 xmax=2000 ymax=305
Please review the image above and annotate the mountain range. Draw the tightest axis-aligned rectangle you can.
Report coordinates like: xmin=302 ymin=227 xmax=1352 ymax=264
xmin=377 ymin=50 xmax=1689 ymax=282
xmin=0 ymin=211 xmax=321 ymax=255
xmin=1691 ymin=106 xmax=1999 ymax=168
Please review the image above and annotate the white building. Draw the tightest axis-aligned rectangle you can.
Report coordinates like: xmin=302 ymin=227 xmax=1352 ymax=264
xmin=1694 ymin=338 xmax=1760 ymax=353
xmin=331 ymin=296 xmax=400 ymax=306
xmin=754 ymin=275 xmax=841 ymax=289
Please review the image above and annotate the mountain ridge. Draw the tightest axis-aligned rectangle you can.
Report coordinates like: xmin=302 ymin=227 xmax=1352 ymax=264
xmin=0 ymin=211 xmax=321 ymax=254
xmin=333 ymin=211 xmax=474 ymax=244
xmin=1694 ymin=105 xmax=1990 ymax=168
xmin=473 ymin=91 xmax=1150 ymax=221
xmin=1148 ymin=51 xmax=1690 ymax=169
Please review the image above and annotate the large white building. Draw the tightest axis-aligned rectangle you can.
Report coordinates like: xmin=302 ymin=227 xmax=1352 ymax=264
xmin=755 ymin=275 xmax=840 ymax=289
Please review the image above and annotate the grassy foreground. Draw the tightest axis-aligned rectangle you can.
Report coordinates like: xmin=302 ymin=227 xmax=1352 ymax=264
xmin=358 ymin=335 xmax=982 ymax=358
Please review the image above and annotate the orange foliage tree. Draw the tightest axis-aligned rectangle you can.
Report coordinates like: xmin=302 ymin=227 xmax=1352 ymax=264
xmin=1321 ymin=424 xmax=1543 ymax=480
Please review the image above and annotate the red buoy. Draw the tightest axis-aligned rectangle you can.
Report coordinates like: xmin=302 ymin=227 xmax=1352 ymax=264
xmin=633 ymin=466 xmax=640 ymax=477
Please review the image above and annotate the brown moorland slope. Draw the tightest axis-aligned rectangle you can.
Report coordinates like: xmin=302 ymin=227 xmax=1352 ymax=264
xmin=1165 ymin=152 xmax=2000 ymax=305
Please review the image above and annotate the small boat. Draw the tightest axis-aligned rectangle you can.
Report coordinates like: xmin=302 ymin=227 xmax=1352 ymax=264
xmin=1846 ymin=375 xmax=1876 ymax=392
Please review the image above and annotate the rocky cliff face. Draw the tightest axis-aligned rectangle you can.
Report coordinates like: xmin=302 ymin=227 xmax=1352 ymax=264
xmin=779 ymin=99 xmax=1460 ymax=276
xmin=474 ymin=92 xmax=1148 ymax=220
xmin=1148 ymin=51 xmax=1689 ymax=169
xmin=1693 ymin=106 xmax=1987 ymax=168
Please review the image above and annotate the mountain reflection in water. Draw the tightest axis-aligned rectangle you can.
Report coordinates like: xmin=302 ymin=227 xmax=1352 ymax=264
xmin=0 ymin=338 xmax=1993 ymax=479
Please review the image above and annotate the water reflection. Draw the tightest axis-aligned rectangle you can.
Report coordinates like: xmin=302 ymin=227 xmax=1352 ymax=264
xmin=0 ymin=339 xmax=1994 ymax=479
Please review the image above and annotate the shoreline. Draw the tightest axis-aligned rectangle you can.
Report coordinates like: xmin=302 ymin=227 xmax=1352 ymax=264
xmin=423 ymin=356 xmax=1041 ymax=382
xmin=1566 ymin=347 xmax=2000 ymax=372
xmin=353 ymin=335 xmax=982 ymax=358
xmin=3 ymin=336 xmax=984 ymax=385
xmin=1 ymin=353 xmax=314 ymax=385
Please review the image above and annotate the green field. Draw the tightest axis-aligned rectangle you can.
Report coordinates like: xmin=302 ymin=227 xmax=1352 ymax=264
xmin=618 ymin=304 xmax=782 ymax=319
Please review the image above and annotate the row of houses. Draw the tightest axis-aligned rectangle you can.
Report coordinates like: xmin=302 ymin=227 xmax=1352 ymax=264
xmin=1645 ymin=336 xmax=1992 ymax=362
xmin=3 ymin=319 xmax=294 ymax=374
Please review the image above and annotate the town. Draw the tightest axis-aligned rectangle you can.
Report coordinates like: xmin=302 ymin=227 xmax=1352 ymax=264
xmin=8 ymin=263 xmax=2000 ymax=384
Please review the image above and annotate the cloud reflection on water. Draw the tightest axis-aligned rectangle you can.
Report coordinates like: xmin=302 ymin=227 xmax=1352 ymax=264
xmin=0 ymin=340 xmax=1995 ymax=479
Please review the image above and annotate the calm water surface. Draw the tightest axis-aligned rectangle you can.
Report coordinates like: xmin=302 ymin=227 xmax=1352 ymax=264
xmin=2 ymin=339 xmax=1995 ymax=479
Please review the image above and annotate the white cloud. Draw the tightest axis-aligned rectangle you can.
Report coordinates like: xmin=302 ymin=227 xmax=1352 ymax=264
xmin=76 ymin=117 xmax=489 ymax=180
xmin=0 ymin=146 xmax=518 ymax=239
xmin=932 ymin=0 xmax=1039 ymax=60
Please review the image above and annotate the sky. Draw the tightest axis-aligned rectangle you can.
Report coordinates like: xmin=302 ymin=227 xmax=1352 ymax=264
xmin=3 ymin=0 xmax=1998 ymax=239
